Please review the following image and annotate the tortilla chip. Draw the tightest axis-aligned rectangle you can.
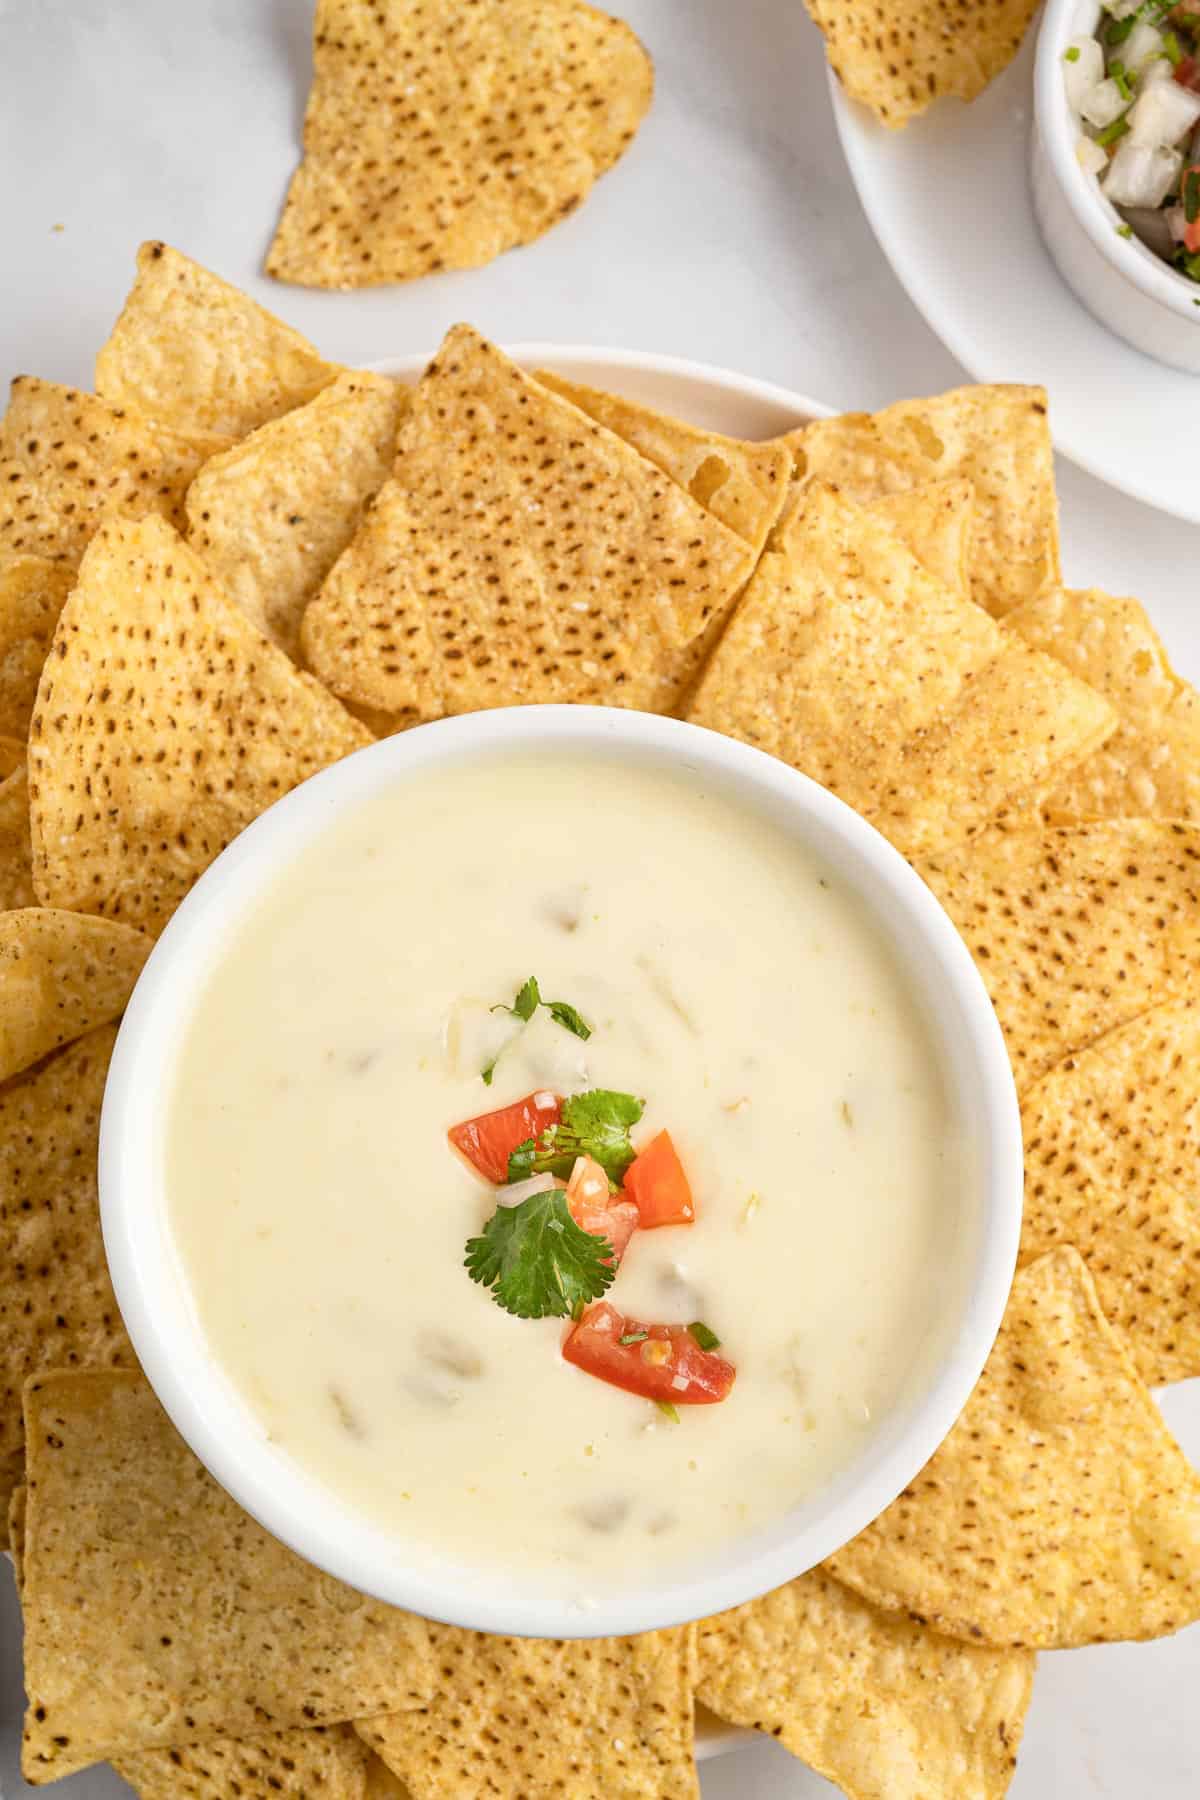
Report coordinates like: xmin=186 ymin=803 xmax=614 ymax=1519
xmin=779 ymin=387 xmax=1058 ymax=615
xmin=686 ymin=485 xmax=1115 ymax=858
xmin=113 ymin=1727 xmax=374 ymax=1800
xmin=302 ymin=327 xmax=754 ymax=718
xmin=776 ymin=476 xmax=976 ymax=603
xmin=697 ymin=1570 xmax=1034 ymax=1800
xmin=0 ymin=556 xmax=73 ymax=738
xmin=266 ymin=0 xmax=653 ymax=288
xmin=366 ymin=1760 xmax=411 ymax=1799
xmin=535 ymin=373 xmax=789 ymax=557
xmin=28 ymin=513 xmax=371 ymax=934
xmin=358 ymin=1623 xmax=698 ymax=1800
xmin=916 ymin=821 xmax=1200 ymax=1090
xmin=827 ymin=1248 xmax=1200 ymax=1649
xmin=0 ymin=1026 xmax=134 ymax=1472
xmin=0 ymin=735 xmax=23 ymax=779
xmin=0 ymin=765 xmax=34 ymax=910
xmin=20 ymin=1370 xmax=432 ymax=1779
xmin=1007 ymin=587 xmax=1200 ymax=822
xmin=8 ymin=1478 xmax=26 ymax=1580
xmin=0 ymin=378 xmax=209 ymax=566
xmin=0 ymin=908 xmax=148 ymax=1084
xmin=96 ymin=242 xmax=338 ymax=439
xmin=1021 ymin=1001 xmax=1200 ymax=1386
xmin=187 ymin=372 xmax=410 ymax=659
xmin=805 ymin=0 xmax=1039 ymax=128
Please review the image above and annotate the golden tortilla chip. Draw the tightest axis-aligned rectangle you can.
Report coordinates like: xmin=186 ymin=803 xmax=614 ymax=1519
xmin=805 ymin=0 xmax=1039 ymax=128
xmin=1007 ymin=587 xmax=1200 ymax=822
xmin=0 ymin=556 xmax=73 ymax=737
xmin=8 ymin=1478 xmax=26 ymax=1580
xmin=366 ymin=1759 xmax=411 ymax=1799
xmin=267 ymin=0 xmax=653 ymax=288
xmin=97 ymin=242 xmax=338 ymax=440
xmin=916 ymin=820 xmax=1200 ymax=1090
xmin=358 ymin=1623 xmax=698 ymax=1800
xmin=1021 ymin=1001 xmax=1200 ymax=1386
xmin=302 ymin=327 xmax=754 ymax=718
xmin=0 ymin=735 xmax=23 ymax=779
xmin=187 ymin=371 xmax=409 ymax=659
xmin=686 ymin=485 xmax=1114 ymax=858
xmin=28 ymin=513 xmax=371 ymax=934
xmin=776 ymin=477 xmax=976 ymax=603
xmin=0 ymin=908 xmax=149 ymax=1084
xmin=0 ymin=378 xmax=209 ymax=566
xmin=20 ymin=1370 xmax=432 ymax=1779
xmin=0 ymin=765 xmax=34 ymax=910
xmin=113 ymin=1727 xmax=374 ymax=1800
xmin=697 ymin=1570 xmax=1034 ymax=1800
xmin=0 ymin=1026 xmax=134 ymax=1471
xmin=827 ymin=1248 xmax=1200 ymax=1649
xmin=535 ymin=373 xmax=789 ymax=556
xmin=779 ymin=387 xmax=1058 ymax=614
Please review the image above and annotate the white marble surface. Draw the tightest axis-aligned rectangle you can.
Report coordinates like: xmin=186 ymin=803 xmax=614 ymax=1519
xmin=1 ymin=2 xmax=1198 ymax=1795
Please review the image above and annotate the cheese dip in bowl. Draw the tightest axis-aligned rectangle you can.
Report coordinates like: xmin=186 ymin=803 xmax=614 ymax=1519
xmin=101 ymin=707 xmax=1021 ymax=1638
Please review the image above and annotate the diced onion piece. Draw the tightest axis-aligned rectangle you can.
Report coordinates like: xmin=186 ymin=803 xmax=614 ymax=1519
xmin=1064 ymin=35 xmax=1105 ymax=107
xmin=1077 ymin=135 xmax=1109 ymax=175
xmin=1140 ymin=55 xmax=1174 ymax=90
xmin=1128 ymin=79 xmax=1200 ymax=147
xmin=1103 ymin=140 xmax=1183 ymax=207
xmin=1081 ymin=78 xmax=1129 ymax=128
xmin=495 ymin=1173 xmax=559 ymax=1208
xmin=1125 ymin=22 xmax=1165 ymax=72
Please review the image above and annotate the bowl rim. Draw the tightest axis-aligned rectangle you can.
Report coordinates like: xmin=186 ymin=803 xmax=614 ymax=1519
xmin=1035 ymin=0 xmax=1200 ymax=323
xmin=98 ymin=351 xmax=1022 ymax=1643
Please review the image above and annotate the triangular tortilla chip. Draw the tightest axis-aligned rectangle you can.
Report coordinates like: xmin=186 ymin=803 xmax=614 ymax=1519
xmin=302 ymin=327 xmax=754 ymax=718
xmin=697 ymin=1570 xmax=1035 ymax=1800
xmin=535 ymin=373 xmax=790 ymax=556
xmin=776 ymin=387 xmax=1058 ymax=614
xmin=916 ymin=821 xmax=1200 ymax=1090
xmin=20 ymin=1370 xmax=432 ymax=1780
xmin=776 ymin=476 xmax=976 ymax=603
xmin=114 ymin=1727 xmax=374 ymax=1800
xmin=0 ymin=735 xmax=23 ymax=779
xmin=8 ymin=1479 xmax=26 ymax=1582
xmin=1021 ymin=1001 xmax=1200 ymax=1386
xmin=28 ymin=513 xmax=371 ymax=934
xmin=366 ymin=1759 xmax=411 ymax=1799
xmin=0 ymin=1026 xmax=134 ymax=1471
xmin=266 ymin=0 xmax=653 ymax=288
xmin=187 ymin=371 xmax=410 ymax=659
xmin=805 ymin=0 xmax=1039 ymax=128
xmin=827 ymin=1248 xmax=1200 ymax=1649
xmin=0 ymin=765 xmax=35 ymax=911
xmin=686 ymin=485 xmax=1114 ymax=858
xmin=0 ymin=378 xmax=209 ymax=566
xmin=97 ymin=242 xmax=338 ymax=440
xmin=357 ymin=1623 xmax=698 ymax=1800
xmin=0 ymin=554 xmax=74 ymax=736
xmin=1007 ymin=587 xmax=1200 ymax=823
xmin=0 ymin=908 xmax=149 ymax=1084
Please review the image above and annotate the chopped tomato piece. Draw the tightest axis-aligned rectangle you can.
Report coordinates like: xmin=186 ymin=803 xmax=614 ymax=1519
xmin=622 ymin=1131 xmax=695 ymax=1228
xmin=1183 ymin=164 xmax=1200 ymax=253
xmin=562 ymin=1302 xmax=735 ymax=1404
xmin=1174 ymin=53 xmax=1200 ymax=92
xmin=448 ymin=1090 xmax=561 ymax=1185
xmin=566 ymin=1155 xmax=639 ymax=1266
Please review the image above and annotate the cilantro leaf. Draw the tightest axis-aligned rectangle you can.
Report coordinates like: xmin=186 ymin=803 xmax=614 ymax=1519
xmin=483 ymin=977 xmax=591 ymax=1081
xmin=512 ymin=977 xmax=541 ymax=1021
xmin=464 ymin=1188 xmax=616 ymax=1319
xmin=504 ymin=1088 xmax=644 ymax=1185
xmin=546 ymin=999 xmax=591 ymax=1041
xmin=689 ymin=1321 xmax=721 ymax=1352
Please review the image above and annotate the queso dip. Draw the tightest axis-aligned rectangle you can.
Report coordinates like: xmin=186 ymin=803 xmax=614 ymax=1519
xmin=167 ymin=752 xmax=958 ymax=1597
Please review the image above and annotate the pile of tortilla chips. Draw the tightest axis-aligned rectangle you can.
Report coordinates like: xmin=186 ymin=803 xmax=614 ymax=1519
xmin=2 ymin=243 xmax=1200 ymax=1799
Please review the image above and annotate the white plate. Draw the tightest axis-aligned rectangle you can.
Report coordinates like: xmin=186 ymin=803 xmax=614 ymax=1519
xmin=1 ymin=347 xmax=1197 ymax=1799
xmin=828 ymin=31 xmax=1200 ymax=524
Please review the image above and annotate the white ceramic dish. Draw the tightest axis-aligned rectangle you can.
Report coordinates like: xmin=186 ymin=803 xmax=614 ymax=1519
xmin=101 ymin=698 xmax=1023 ymax=1642
xmin=1032 ymin=0 xmax=1200 ymax=374
xmin=829 ymin=34 xmax=1200 ymax=522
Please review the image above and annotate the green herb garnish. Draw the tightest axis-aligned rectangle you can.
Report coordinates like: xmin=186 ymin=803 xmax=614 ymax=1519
xmin=620 ymin=1330 xmax=649 ymax=1345
xmin=464 ymin=1187 xmax=615 ymax=1319
xmin=689 ymin=1321 xmax=722 ymax=1352
xmin=1175 ymin=246 xmax=1200 ymax=279
xmin=1096 ymin=114 xmax=1131 ymax=147
xmin=1165 ymin=29 xmax=1183 ymax=64
xmin=1109 ymin=59 xmax=1134 ymax=100
xmin=1064 ymin=44 xmax=1082 ymax=61
xmin=1116 ymin=222 xmax=1134 ymax=238
xmin=1184 ymin=167 xmax=1200 ymax=225
xmin=655 ymin=1400 xmax=680 ymax=1424
xmin=1106 ymin=12 xmax=1136 ymax=45
xmin=507 ymin=1088 xmax=645 ymax=1186
xmin=482 ymin=975 xmax=592 ymax=1083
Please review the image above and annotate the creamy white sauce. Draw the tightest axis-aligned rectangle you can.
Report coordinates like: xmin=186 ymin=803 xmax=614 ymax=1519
xmin=166 ymin=753 xmax=957 ymax=1593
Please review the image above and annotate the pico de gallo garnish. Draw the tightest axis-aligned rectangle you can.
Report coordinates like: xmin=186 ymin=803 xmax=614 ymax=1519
xmin=1064 ymin=1 xmax=1200 ymax=281
xmin=450 ymin=985 xmax=732 ymax=1410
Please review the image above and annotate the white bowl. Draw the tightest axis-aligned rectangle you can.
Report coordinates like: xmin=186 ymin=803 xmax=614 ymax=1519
xmin=1032 ymin=0 xmax=1200 ymax=373
xmin=101 ymin=697 xmax=1022 ymax=1642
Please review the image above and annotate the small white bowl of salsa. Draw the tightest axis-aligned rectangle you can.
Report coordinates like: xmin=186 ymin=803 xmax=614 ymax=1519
xmin=100 ymin=705 xmax=1022 ymax=1639
xmin=1033 ymin=0 xmax=1200 ymax=372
